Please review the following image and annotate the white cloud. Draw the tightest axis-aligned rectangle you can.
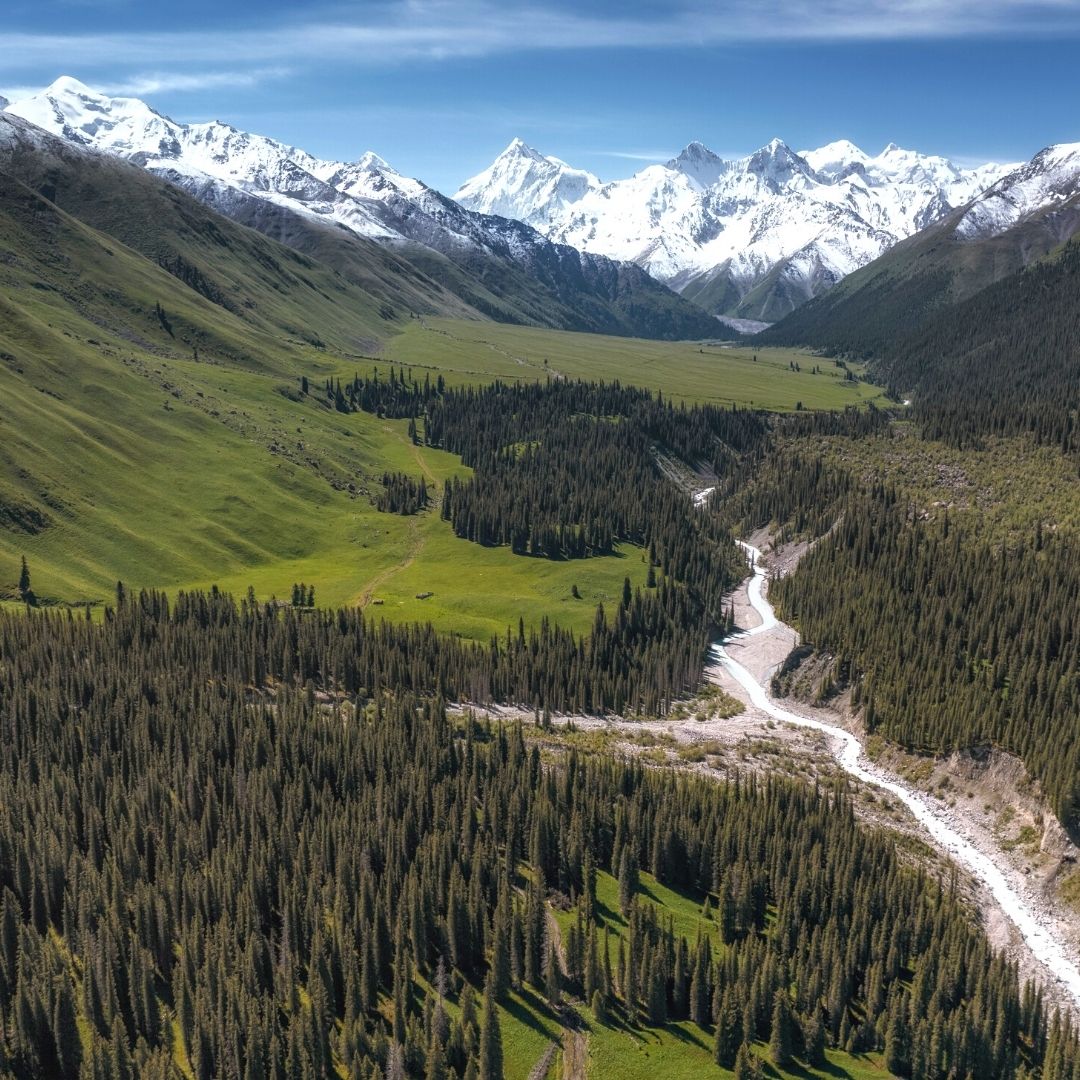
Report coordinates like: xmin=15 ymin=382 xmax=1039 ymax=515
xmin=97 ymin=68 xmax=291 ymax=97
xmin=2 ymin=0 xmax=1078 ymax=81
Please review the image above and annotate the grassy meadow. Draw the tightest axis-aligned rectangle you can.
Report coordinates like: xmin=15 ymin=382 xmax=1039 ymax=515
xmin=0 ymin=178 xmax=882 ymax=633
xmin=381 ymin=317 xmax=886 ymax=411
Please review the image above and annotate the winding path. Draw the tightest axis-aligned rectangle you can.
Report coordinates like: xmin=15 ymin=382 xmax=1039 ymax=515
xmin=712 ymin=541 xmax=1080 ymax=1009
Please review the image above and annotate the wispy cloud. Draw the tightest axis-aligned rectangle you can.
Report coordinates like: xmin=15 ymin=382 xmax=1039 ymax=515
xmin=2 ymin=0 xmax=1078 ymax=81
xmin=97 ymin=69 xmax=291 ymax=97
xmin=595 ymin=150 xmax=676 ymax=162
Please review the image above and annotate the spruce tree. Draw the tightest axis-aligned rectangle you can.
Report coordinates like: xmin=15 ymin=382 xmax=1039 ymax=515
xmin=802 ymin=1012 xmax=826 ymax=1068
xmin=478 ymin=972 xmax=503 ymax=1080
xmin=769 ymin=989 xmax=793 ymax=1067
xmin=734 ymin=1042 xmax=758 ymax=1080
xmin=713 ymin=992 xmax=741 ymax=1068
xmin=618 ymin=848 xmax=638 ymax=916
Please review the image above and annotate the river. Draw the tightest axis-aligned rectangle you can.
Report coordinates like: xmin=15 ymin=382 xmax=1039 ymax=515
xmin=712 ymin=541 xmax=1080 ymax=1009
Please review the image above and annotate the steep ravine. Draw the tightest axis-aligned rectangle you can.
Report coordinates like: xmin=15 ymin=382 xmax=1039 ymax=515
xmin=714 ymin=541 xmax=1080 ymax=1009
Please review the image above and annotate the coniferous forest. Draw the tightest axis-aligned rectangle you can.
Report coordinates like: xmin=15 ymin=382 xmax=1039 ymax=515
xmin=3 ymin=374 xmax=1080 ymax=1078
xmin=1 ymin=596 xmax=1075 ymax=1080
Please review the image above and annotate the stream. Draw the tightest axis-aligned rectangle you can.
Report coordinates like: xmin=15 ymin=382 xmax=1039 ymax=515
xmin=712 ymin=540 xmax=1080 ymax=1008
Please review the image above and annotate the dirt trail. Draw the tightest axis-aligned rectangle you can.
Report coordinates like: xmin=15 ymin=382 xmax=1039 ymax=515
xmin=561 ymin=1031 xmax=587 ymax=1080
xmin=355 ymin=428 xmax=437 ymax=608
xmin=527 ymin=1042 xmax=558 ymax=1080
xmin=355 ymin=515 xmax=424 ymax=608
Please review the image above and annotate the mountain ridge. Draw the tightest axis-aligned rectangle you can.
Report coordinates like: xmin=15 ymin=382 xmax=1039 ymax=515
xmin=455 ymin=135 xmax=1015 ymax=320
xmin=755 ymin=140 xmax=1080 ymax=358
xmin=4 ymin=77 xmax=720 ymax=341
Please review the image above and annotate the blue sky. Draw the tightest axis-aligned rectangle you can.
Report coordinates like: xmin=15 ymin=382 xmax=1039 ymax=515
xmin=2 ymin=0 xmax=1079 ymax=192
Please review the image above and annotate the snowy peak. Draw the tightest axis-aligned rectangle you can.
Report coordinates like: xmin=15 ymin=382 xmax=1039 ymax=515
xmin=800 ymin=140 xmax=870 ymax=181
xmin=667 ymin=141 xmax=729 ymax=187
xmin=499 ymin=136 xmax=548 ymax=165
xmin=743 ymin=138 xmax=813 ymax=186
xmin=956 ymin=140 xmax=1080 ymax=240
xmin=453 ymin=137 xmax=600 ymax=226
xmin=455 ymin=132 xmax=1016 ymax=317
xmin=10 ymin=75 xmax=181 ymax=159
xmin=4 ymin=78 xmax=411 ymax=238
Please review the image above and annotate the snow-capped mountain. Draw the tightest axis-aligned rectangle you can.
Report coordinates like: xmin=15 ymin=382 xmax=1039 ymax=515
xmin=454 ymin=139 xmax=600 ymax=229
xmin=455 ymin=136 xmax=1016 ymax=319
xmin=956 ymin=141 xmax=1080 ymax=239
xmin=3 ymin=77 xmax=722 ymax=340
xmin=754 ymin=135 xmax=1080 ymax=352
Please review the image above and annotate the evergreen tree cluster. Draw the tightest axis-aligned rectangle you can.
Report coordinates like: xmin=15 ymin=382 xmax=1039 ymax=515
xmin=319 ymin=368 xmax=438 ymax=418
xmin=375 ymin=472 xmax=429 ymax=516
xmin=426 ymin=380 xmax=762 ymax=578
xmin=0 ymin=595 xmax=1074 ymax=1078
xmin=769 ymin=482 xmax=1080 ymax=830
xmin=345 ymin=374 xmax=765 ymax=622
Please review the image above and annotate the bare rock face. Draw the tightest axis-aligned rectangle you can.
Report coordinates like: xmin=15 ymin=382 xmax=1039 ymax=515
xmin=1042 ymin=817 xmax=1077 ymax=862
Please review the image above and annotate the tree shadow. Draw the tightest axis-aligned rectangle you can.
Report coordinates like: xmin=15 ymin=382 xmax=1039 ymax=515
xmin=504 ymin=986 xmax=562 ymax=1040
xmin=759 ymin=1054 xmax=860 ymax=1079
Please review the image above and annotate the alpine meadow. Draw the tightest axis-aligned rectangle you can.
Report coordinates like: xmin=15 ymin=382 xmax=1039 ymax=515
xmin=2 ymin=11 xmax=1080 ymax=1080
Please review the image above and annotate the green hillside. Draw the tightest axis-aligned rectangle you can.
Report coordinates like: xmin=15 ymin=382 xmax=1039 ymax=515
xmin=0 ymin=158 xmax=645 ymax=625
xmin=0 ymin=124 xmax=883 ymax=625
xmin=382 ymin=318 xmax=884 ymax=411
xmin=756 ymin=189 xmax=1080 ymax=359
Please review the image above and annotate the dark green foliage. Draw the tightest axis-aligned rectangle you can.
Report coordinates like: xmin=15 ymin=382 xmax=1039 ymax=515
xmin=771 ymin=483 xmax=1080 ymax=830
xmin=290 ymin=582 xmax=315 ymax=608
xmin=320 ymin=374 xmax=775 ymax=714
xmin=478 ymin=972 xmax=503 ymax=1080
xmin=885 ymin=238 xmax=1080 ymax=455
xmin=769 ymin=990 xmax=794 ymax=1066
xmin=17 ymin=556 xmax=34 ymax=606
xmin=734 ymin=1042 xmax=759 ymax=1079
xmin=375 ymin=472 xmax=429 ymax=515
xmin=0 ymin=593 xmax=1073 ymax=1077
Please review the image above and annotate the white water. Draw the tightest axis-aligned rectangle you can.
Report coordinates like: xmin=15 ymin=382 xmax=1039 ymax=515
xmin=711 ymin=541 xmax=1080 ymax=1008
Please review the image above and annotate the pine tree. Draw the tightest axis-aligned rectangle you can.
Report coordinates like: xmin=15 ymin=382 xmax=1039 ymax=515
xmin=478 ymin=972 xmax=504 ymax=1080
xmin=802 ymin=1012 xmax=826 ymax=1068
xmin=618 ymin=848 xmax=638 ymax=916
xmin=884 ymin=1000 xmax=911 ymax=1076
xmin=734 ymin=1042 xmax=758 ymax=1080
xmin=769 ymin=989 xmax=793 ymax=1067
xmin=490 ymin=894 xmax=511 ymax=1001
xmin=713 ymin=992 xmax=740 ymax=1068
xmin=18 ymin=556 xmax=30 ymax=600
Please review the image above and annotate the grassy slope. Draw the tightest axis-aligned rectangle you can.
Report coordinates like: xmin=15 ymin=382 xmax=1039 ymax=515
xmin=382 ymin=318 xmax=886 ymax=411
xmin=0 ymin=137 xmax=882 ymax=639
xmin=0 ymin=168 xmax=652 ymax=633
xmin=0 ymin=178 xmax=881 ymax=632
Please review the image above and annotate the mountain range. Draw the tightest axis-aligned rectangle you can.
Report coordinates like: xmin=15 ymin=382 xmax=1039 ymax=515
xmin=455 ymin=137 xmax=1014 ymax=321
xmin=2 ymin=77 xmax=719 ymax=341
xmin=757 ymin=139 xmax=1080 ymax=356
xmin=6 ymin=77 xmax=1080 ymax=341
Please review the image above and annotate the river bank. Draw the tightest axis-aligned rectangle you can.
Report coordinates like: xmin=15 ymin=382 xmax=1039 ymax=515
xmin=715 ymin=538 xmax=1080 ymax=1013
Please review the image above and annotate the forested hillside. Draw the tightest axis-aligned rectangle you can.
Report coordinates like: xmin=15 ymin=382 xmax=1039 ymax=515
xmin=769 ymin=476 xmax=1080 ymax=829
xmin=0 ymin=595 xmax=1073 ymax=1080
xmin=754 ymin=188 xmax=1080 ymax=364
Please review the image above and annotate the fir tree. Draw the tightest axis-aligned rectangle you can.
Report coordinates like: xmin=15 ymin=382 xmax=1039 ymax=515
xmin=478 ymin=972 xmax=504 ymax=1080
